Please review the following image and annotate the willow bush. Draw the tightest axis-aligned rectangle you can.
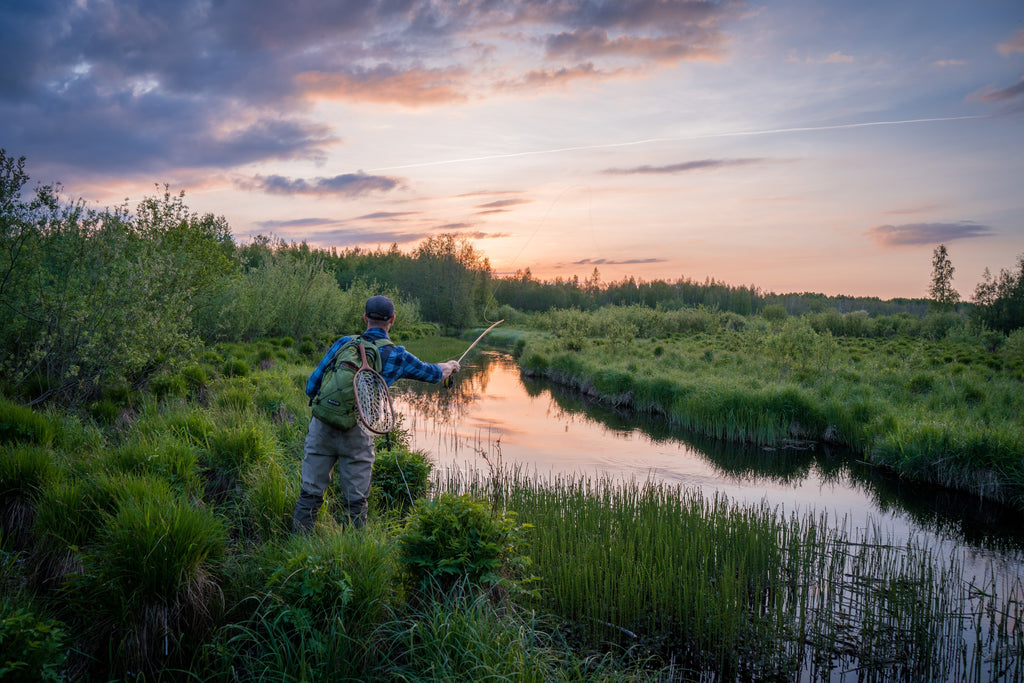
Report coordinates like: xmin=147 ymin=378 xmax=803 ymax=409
xmin=1 ymin=154 xmax=235 ymax=405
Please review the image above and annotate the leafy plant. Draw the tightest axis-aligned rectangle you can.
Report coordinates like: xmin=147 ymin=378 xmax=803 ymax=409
xmin=0 ymin=597 xmax=66 ymax=683
xmin=398 ymin=493 xmax=529 ymax=594
xmin=371 ymin=448 xmax=432 ymax=515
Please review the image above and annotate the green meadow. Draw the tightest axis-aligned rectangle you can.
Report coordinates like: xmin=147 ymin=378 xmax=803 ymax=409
xmin=2 ymin=338 xmax=1022 ymax=681
xmin=511 ymin=305 xmax=1024 ymax=508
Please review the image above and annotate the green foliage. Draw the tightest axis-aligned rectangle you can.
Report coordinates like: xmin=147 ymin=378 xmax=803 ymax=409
xmin=222 ymin=357 xmax=251 ymax=378
xmin=0 ymin=399 xmax=55 ymax=446
xmin=100 ymin=436 xmax=202 ymax=496
xmin=1003 ymin=328 xmax=1024 ymax=378
xmin=972 ymin=254 xmax=1024 ymax=333
xmin=398 ymin=493 xmax=529 ymax=593
xmin=387 ymin=595 xmax=562 ymax=683
xmin=371 ymin=448 xmax=433 ymax=514
xmin=197 ymin=247 xmax=346 ymax=341
xmin=148 ymin=371 xmax=188 ymax=399
xmin=0 ymin=597 xmax=66 ymax=683
xmin=761 ymin=303 xmax=788 ymax=323
xmin=409 ymin=234 xmax=490 ymax=327
xmin=0 ymin=164 xmax=235 ymax=404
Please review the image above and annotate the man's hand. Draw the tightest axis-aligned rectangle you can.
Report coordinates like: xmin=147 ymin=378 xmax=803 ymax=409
xmin=440 ymin=360 xmax=461 ymax=380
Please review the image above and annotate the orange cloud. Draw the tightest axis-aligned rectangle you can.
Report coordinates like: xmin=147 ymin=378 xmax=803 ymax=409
xmin=998 ymin=28 xmax=1024 ymax=56
xmin=545 ymin=28 xmax=725 ymax=63
xmin=297 ymin=67 xmax=468 ymax=106
xmin=495 ymin=62 xmax=613 ymax=92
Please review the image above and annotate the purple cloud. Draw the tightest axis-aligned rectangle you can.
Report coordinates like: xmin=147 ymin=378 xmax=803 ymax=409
xmin=572 ymin=257 xmax=666 ymax=265
xmin=865 ymin=221 xmax=994 ymax=246
xmin=238 ymin=173 xmax=402 ymax=196
xmin=971 ymin=76 xmax=1024 ymax=103
xmin=603 ymin=158 xmax=766 ymax=175
xmin=476 ymin=198 xmax=532 ymax=209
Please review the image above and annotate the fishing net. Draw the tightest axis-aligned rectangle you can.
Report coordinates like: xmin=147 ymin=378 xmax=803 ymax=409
xmin=354 ymin=369 xmax=395 ymax=434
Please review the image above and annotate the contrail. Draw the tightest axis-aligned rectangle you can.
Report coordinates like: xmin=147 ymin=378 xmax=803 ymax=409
xmin=368 ymin=115 xmax=987 ymax=172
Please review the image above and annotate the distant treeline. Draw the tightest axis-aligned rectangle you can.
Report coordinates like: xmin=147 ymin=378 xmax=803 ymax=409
xmin=488 ymin=268 xmax=936 ymax=318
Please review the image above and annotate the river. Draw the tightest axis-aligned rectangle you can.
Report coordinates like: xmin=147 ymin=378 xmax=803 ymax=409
xmin=391 ymin=351 xmax=1024 ymax=583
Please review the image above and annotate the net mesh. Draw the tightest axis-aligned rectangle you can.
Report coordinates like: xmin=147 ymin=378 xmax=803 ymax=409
xmin=354 ymin=369 xmax=395 ymax=434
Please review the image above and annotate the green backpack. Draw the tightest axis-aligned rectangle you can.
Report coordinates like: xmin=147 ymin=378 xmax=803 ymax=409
xmin=310 ymin=335 xmax=394 ymax=431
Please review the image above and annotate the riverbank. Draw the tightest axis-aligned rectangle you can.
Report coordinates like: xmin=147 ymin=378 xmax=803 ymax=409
xmin=3 ymin=335 xmax=1022 ymax=681
xmin=499 ymin=318 xmax=1024 ymax=510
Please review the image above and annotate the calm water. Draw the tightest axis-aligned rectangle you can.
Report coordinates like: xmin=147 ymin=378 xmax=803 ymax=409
xmin=392 ymin=352 xmax=1024 ymax=581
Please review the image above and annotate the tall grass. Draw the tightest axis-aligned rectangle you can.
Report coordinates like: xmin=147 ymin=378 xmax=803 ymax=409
xmin=517 ymin=314 xmax=1024 ymax=506
xmin=439 ymin=466 xmax=1024 ymax=681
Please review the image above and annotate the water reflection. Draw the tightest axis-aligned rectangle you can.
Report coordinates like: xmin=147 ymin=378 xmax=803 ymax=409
xmin=392 ymin=352 xmax=1024 ymax=560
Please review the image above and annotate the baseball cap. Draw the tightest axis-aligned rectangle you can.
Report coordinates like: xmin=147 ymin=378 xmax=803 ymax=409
xmin=365 ymin=295 xmax=395 ymax=321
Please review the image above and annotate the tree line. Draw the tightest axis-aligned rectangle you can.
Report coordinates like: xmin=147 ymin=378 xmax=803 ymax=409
xmin=2 ymin=149 xmax=1022 ymax=405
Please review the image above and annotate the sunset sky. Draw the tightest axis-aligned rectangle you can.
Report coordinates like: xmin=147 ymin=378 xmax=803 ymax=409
xmin=3 ymin=0 xmax=1022 ymax=299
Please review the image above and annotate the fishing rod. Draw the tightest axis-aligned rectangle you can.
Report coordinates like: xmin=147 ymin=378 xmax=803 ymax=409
xmin=443 ymin=319 xmax=503 ymax=387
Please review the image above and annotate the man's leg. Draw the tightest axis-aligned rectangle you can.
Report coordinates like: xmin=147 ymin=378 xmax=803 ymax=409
xmin=292 ymin=418 xmax=339 ymax=532
xmin=333 ymin=424 xmax=376 ymax=528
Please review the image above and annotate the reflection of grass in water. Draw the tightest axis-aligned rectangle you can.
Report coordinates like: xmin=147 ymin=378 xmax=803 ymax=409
xmin=440 ymin=466 xmax=1024 ymax=681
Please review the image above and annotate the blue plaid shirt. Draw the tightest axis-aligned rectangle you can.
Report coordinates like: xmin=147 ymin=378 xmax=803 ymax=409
xmin=305 ymin=327 xmax=442 ymax=398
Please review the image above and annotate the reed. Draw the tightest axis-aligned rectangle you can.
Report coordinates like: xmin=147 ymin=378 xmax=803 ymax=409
xmin=435 ymin=467 xmax=1024 ymax=681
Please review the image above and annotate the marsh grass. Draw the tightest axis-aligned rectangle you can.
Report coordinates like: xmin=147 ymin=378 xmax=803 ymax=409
xmin=439 ymin=466 xmax=1024 ymax=681
xmin=66 ymin=478 xmax=227 ymax=677
xmin=0 ymin=397 xmax=57 ymax=446
xmin=0 ymin=444 xmax=59 ymax=549
xmin=517 ymin=317 xmax=1024 ymax=505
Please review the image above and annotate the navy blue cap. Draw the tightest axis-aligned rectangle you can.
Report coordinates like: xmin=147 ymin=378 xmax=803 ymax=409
xmin=365 ymin=295 xmax=395 ymax=321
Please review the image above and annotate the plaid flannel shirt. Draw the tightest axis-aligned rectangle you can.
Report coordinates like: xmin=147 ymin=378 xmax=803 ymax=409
xmin=305 ymin=327 xmax=442 ymax=398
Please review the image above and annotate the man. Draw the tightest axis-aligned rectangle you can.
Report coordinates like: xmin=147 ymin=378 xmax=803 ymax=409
xmin=291 ymin=295 xmax=460 ymax=531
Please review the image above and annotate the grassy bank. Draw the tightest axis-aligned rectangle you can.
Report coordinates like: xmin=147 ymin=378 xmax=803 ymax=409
xmin=2 ymin=336 xmax=1022 ymax=681
xmin=512 ymin=308 xmax=1024 ymax=508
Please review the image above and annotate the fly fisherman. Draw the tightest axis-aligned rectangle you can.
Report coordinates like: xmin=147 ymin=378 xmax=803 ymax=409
xmin=291 ymin=295 xmax=460 ymax=532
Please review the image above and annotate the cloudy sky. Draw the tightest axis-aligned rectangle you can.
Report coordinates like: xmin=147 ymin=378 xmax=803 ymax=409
xmin=3 ymin=0 xmax=1022 ymax=299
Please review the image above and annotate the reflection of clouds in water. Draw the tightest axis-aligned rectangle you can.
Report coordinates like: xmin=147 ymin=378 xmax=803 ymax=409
xmin=395 ymin=352 xmax=1024 ymax=571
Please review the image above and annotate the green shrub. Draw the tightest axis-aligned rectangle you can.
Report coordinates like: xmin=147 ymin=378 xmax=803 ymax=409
xmin=398 ymin=493 xmax=528 ymax=593
xmin=222 ymin=358 xmax=250 ymax=377
xmin=102 ymin=437 xmax=201 ymax=495
xmin=372 ymin=449 xmax=433 ymax=515
xmin=148 ymin=372 xmax=188 ymax=399
xmin=87 ymin=399 xmax=122 ymax=425
xmin=180 ymin=363 xmax=209 ymax=389
xmin=297 ymin=340 xmax=317 ymax=358
xmin=761 ymin=304 xmax=788 ymax=323
xmin=0 ymin=400 xmax=55 ymax=447
xmin=215 ymin=382 xmax=255 ymax=412
xmin=0 ymin=598 xmax=66 ymax=682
